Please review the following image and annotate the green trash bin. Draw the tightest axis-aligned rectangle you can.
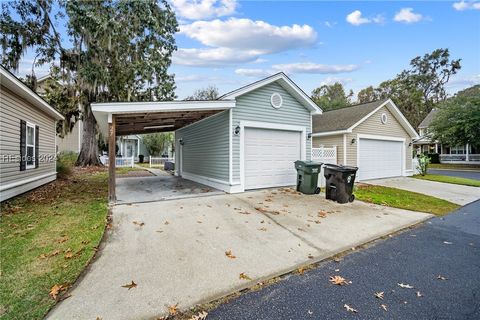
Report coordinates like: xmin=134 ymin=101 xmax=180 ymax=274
xmin=294 ymin=160 xmax=323 ymax=194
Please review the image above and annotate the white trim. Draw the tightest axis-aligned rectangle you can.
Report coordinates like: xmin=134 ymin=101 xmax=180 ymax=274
xmin=356 ymin=133 xmax=407 ymax=180
xmin=0 ymin=171 xmax=57 ymax=193
xmin=220 ymin=72 xmax=322 ymax=114
xmin=311 ymin=129 xmax=351 ymax=137
xmin=343 ymin=134 xmax=347 ymax=165
xmin=229 ymin=108 xmax=233 ymax=185
xmin=349 ymin=99 xmax=419 ymax=138
xmin=92 ymin=100 xmax=235 ymax=114
xmin=0 ymin=67 xmax=64 ymax=120
xmin=239 ymin=120 xmax=306 ymax=192
xmin=181 ymin=171 xmax=241 ymax=193
xmin=25 ymin=121 xmax=36 ymax=170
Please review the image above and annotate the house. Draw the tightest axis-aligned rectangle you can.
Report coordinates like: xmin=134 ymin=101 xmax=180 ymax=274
xmin=312 ymin=99 xmax=419 ymax=180
xmin=36 ymin=74 xmax=83 ymax=153
xmin=413 ymin=108 xmax=480 ymax=163
xmin=0 ymin=66 xmax=64 ymax=202
xmin=92 ymin=72 xmax=321 ymax=199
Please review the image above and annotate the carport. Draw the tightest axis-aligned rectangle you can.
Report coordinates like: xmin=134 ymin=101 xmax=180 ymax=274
xmin=92 ymin=100 xmax=236 ymax=202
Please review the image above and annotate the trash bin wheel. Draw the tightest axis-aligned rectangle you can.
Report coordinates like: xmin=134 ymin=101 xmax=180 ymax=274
xmin=315 ymin=187 xmax=320 ymax=194
xmin=349 ymin=194 xmax=355 ymax=202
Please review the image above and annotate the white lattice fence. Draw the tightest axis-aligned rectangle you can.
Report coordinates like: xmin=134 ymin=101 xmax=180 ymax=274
xmin=149 ymin=157 xmax=174 ymax=168
xmin=312 ymin=147 xmax=337 ymax=188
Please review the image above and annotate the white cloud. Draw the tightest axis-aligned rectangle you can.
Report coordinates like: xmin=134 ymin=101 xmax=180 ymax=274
xmin=453 ymin=1 xmax=480 ymax=11
xmin=171 ymin=0 xmax=237 ymax=20
xmin=272 ymin=62 xmax=359 ymax=74
xmin=176 ymin=18 xmax=318 ymax=66
xmin=235 ymin=68 xmax=274 ymax=77
xmin=319 ymin=77 xmax=353 ymax=86
xmin=180 ymin=18 xmax=317 ymax=53
xmin=324 ymin=21 xmax=337 ymax=28
xmin=346 ymin=10 xmax=371 ymax=26
xmin=235 ymin=62 xmax=359 ymax=77
xmin=173 ymin=48 xmax=261 ymax=67
xmin=447 ymin=74 xmax=480 ymax=86
xmin=394 ymin=8 xmax=424 ymax=24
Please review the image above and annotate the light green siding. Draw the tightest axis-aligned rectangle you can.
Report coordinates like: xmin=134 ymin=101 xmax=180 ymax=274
xmin=232 ymin=82 xmax=311 ymax=182
xmin=175 ymin=110 xmax=230 ymax=181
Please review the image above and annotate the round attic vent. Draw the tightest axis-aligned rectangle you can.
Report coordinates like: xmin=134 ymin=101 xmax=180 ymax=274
xmin=270 ymin=92 xmax=283 ymax=109
xmin=381 ymin=113 xmax=388 ymax=124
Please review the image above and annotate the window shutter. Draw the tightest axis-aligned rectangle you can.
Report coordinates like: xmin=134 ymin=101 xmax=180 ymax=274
xmin=35 ymin=125 xmax=39 ymax=168
xmin=20 ymin=120 xmax=26 ymax=171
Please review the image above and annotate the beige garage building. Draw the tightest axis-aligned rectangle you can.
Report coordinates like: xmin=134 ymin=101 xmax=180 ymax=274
xmin=312 ymin=99 xmax=419 ymax=181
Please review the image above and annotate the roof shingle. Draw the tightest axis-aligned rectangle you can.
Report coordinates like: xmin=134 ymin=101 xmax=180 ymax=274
xmin=312 ymin=99 xmax=388 ymax=133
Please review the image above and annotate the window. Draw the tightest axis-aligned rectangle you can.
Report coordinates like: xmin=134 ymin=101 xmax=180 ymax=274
xmin=451 ymin=145 xmax=465 ymax=155
xmin=26 ymin=122 xmax=35 ymax=169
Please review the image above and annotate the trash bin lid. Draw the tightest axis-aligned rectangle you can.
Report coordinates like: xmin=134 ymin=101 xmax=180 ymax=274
xmin=295 ymin=160 xmax=323 ymax=167
xmin=324 ymin=164 xmax=358 ymax=172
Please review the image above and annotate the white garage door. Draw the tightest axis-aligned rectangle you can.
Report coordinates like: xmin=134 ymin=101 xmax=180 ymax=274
xmin=245 ymin=128 xmax=301 ymax=189
xmin=358 ymin=138 xmax=403 ymax=180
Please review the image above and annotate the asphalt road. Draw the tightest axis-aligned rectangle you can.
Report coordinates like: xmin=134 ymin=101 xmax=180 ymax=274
xmin=208 ymin=200 xmax=480 ymax=320
xmin=428 ymin=169 xmax=480 ymax=180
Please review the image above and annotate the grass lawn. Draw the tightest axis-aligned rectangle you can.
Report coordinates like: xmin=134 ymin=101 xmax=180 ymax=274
xmin=355 ymin=184 xmax=460 ymax=216
xmin=413 ymin=174 xmax=480 ymax=187
xmin=115 ymin=166 xmax=147 ymax=174
xmin=0 ymin=168 xmax=108 ymax=320
xmin=429 ymin=163 xmax=480 ymax=170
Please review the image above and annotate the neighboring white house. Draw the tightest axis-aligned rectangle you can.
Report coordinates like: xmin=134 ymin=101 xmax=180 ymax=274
xmin=92 ymin=72 xmax=321 ymax=197
xmin=413 ymin=108 xmax=480 ymax=163
xmin=0 ymin=66 xmax=64 ymax=202
xmin=116 ymin=134 xmax=172 ymax=161
xmin=312 ymin=99 xmax=419 ymax=181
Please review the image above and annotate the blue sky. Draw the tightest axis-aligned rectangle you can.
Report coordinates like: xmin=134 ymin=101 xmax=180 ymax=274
xmin=16 ymin=1 xmax=480 ymax=99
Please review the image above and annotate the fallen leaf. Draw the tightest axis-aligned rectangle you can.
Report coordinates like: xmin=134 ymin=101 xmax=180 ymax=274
xmin=374 ymin=291 xmax=384 ymax=300
xmin=381 ymin=304 xmax=388 ymax=311
xmin=225 ymin=250 xmax=236 ymax=259
xmin=308 ymin=254 xmax=314 ymax=259
xmin=416 ymin=291 xmax=423 ymax=297
xmin=55 ymin=235 xmax=69 ymax=243
xmin=344 ymin=304 xmax=358 ymax=313
xmin=298 ymin=267 xmax=305 ymax=275
xmin=258 ymin=227 xmax=267 ymax=232
xmin=329 ymin=275 xmax=350 ymax=285
xmin=49 ymin=284 xmax=68 ymax=299
xmin=121 ymin=280 xmax=137 ymax=290
xmin=437 ymin=275 xmax=448 ymax=280
xmin=318 ymin=211 xmax=327 ymax=218
xmin=39 ymin=249 xmax=60 ymax=259
xmin=167 ymin=303 xmax=179 ymax=315
xmin=188 ymin=311 xmax=208 ymax=320
xmin=156 ymin=230 xmax=163 ymax=233
xmin=64 ymin=249 xmax=73 ymax=259
xmin=307 ymin=310 xmax=313 ymax=315
xmin=132 ymin=221 xmax=145 ymax=227
xmin=333 ymin=258 xmax=341 ymax=263
xmin=81 ymin=240 xmax=90 ymax=245
xmin=397 ymin=283 xmax=414 ymax=289
xmin=239 ymin=272 xmax=252 ymax=280
xmin=164 ymin=221 xmax=169 ymax=225
xmin=197 ymin=221 xmax=202 ymax=224
xmin=207 ymin=205 xmax=212 ymax=208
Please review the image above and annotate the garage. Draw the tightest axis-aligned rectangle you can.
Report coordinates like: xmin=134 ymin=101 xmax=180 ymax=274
xmin=244 ymin=128 xmax=301 ymax=189
xmin=358 ymin=138 xmax=403 ymax=180
xmin=312 ymin=99 xmax=419 ymax=181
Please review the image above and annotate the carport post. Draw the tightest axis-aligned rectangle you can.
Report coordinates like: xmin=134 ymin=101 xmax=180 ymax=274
xmin=108 ymin=113 xmax=116 ymax=202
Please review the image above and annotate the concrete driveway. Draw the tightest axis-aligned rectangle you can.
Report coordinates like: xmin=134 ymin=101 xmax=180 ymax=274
xmin=367 ymin=177 xmax=479 ymax=205
xmin=47 ymin=188 xmax=431 ymax=320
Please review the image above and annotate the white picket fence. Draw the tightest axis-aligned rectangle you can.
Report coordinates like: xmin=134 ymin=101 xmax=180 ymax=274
xmin=99 ymin=155 xmax=135 ymax=168
xmin=149 ymin=157 xmax=174 ymax=168
xmin=311 ymin=146 xmax=337 ymax=188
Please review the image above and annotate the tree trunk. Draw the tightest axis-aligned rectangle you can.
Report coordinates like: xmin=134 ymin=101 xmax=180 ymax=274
xmin=76 ymin=105 xmax=102 ymax=166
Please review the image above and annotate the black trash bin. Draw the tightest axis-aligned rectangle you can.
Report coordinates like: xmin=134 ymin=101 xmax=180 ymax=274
xmin=294 ymin=160 xmax=323 ymax=194
xmin=324 ymin=164 xmax=358 ymax=203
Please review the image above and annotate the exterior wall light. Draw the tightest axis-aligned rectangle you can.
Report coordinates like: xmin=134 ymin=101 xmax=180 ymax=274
xmin=234 ymin=125 xmax=241 ymax=135
xmin=307 ymin=133 xmax=312 ymax=140
xmin=179 ymin=139 xmax=184 ymax=146
xmin=351 ymin=138 xmax=356 ymax=144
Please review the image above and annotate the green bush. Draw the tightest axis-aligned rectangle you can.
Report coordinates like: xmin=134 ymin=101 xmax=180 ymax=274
xmin=56 ymin=151 xmax=78 ymax=178
xmin=427 ymin=153 xmax=440 ymax=164
xmin=417 ymin=154 xmax=431 ymax=176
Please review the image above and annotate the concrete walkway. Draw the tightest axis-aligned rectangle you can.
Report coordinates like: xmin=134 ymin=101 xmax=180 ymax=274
xmin=46 ymin=188 xmax=431 ymax=320
xmin=367 ymin=177 xmax=479 ymax=205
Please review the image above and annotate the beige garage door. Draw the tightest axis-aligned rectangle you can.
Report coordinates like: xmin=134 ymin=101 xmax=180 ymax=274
xmin=358 ymin=138 xmax=403 ymax=180
xmin=245 ymin=127 xmax=301 ymax=189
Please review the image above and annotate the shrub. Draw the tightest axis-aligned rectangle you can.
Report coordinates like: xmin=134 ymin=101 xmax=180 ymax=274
xmin=417 ymin=153 xmax=430 ymax=176
xmin=56 ymin=151 xmax=77 ymax=178
xmin=427 ymin=153 xmax=440 ymax=164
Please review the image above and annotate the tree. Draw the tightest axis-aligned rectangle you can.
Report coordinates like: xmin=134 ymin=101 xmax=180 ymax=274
xmin=429 ymin=93 xmax=480 ymax=147
xmin=311 ymin=82 xmax=353 ymax=111
xmin=185 ymin=85 xmax=219 ymax=101
xmin=357 ymin=86 xmax=380 ymax=104
xmin=1 ymin=0 xmax=178 ymax=166
xmin=142 ymin=132 xmax=173 ymax=156
xmin=355 ymin=48 xmax=461 ymax=128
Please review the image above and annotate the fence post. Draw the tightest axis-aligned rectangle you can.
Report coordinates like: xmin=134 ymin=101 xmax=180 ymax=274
xmin=131 ymin=156 xmax=134 ymax=168
xmin=149 ymin=156 xmax=152 ymax=168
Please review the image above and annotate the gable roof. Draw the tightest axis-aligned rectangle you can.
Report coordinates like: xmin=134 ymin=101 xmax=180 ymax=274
xmin=418 ymin=108 xmax=438 ymax=129
xmin=220 ymin=72 xmax=322 ymax=114
xmin=312 ymin=99 xmax=418 ymax=138
xmin=0 ymin=66 xmax=64 ymax=120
